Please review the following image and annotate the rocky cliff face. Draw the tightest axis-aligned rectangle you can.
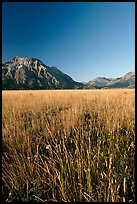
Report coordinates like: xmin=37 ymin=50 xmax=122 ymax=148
xmin=2 ymin=57 xmax=84 ymax=90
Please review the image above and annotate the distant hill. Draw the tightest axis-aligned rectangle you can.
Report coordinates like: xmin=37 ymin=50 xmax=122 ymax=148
xmin=2 ymin=57 xmax=85 ymax=90
xmin=87 ymin=72 xmax=135 ymax=89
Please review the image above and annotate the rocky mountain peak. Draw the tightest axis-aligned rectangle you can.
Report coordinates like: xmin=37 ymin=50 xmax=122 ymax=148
xmin=2 ymin=57 xmax=84 ymax=90
xmin=122 ymin=72 xmax=135 ymax=80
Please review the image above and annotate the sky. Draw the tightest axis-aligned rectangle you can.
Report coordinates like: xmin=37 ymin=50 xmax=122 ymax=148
xmin=2 ymin=2 xmax=135 ymax=82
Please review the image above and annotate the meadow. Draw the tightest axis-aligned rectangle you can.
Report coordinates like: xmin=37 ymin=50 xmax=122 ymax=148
xmin=2 ymin=89 xmax=135 ymax=202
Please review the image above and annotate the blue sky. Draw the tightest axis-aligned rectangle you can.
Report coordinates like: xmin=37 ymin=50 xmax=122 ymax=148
xmin=2 ymin=2 xmax=135 ymax=82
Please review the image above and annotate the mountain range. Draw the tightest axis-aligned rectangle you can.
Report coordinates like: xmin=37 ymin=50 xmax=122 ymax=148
xmin=2 ymin=57 xmax=135 ymax=90
xmin=87 ymin=72 xmax=135 ymax=89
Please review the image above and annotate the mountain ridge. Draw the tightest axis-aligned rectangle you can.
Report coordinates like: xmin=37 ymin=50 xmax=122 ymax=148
xmin=87 ymin=72 xmax=135 ymax=89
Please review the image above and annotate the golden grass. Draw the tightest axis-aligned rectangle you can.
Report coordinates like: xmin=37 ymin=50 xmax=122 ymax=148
xmin=2 ymin=89 xmax=135 ymax=202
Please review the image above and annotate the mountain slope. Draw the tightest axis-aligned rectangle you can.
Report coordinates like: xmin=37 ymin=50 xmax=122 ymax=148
xmin=46 ymin=66 xmax=84 ymax=89
xmin=87 ymin=77 xmax=112 ymax=88
xmin=106 ymin=72 xmax=135 ymax=88
xmin=2 ymin=57 xmax=84 ymax=90
xmin=87 ymin=72 xmax=135 ymax=89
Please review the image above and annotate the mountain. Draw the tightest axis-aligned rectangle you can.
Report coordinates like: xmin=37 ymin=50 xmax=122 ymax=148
xmin=2 ymin=57 xmax=85 ymax=90
xmin=87 ymin=77 xmax=112 ymax=88
xmin=106 ymin=72 xmax=135 ymax=88
xmin=87 ymin=72 xmax=135 ymax=89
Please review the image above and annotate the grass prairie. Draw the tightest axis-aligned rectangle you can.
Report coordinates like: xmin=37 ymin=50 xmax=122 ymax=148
xmin=2 ymin=89 xmax=135 ymax=202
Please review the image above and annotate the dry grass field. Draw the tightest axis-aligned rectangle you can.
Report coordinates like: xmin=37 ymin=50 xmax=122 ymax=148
xmin=2 ymin=89 xmax=135 ymax=202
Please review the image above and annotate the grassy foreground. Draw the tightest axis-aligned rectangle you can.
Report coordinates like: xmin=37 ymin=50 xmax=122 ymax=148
xmin=2 ymin=89 xmax=135 ymax=202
